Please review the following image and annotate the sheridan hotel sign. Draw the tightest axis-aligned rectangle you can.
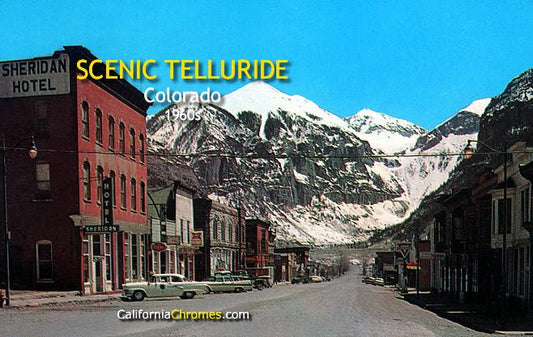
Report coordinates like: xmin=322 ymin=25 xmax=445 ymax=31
xmin=0 ymin=53 xmax=70 ymax=98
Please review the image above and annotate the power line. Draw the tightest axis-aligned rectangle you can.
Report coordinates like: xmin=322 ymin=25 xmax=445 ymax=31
xmin=7 ymin=146 xmax=533 ymax=160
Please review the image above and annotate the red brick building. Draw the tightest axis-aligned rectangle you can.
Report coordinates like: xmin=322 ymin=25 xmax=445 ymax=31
xmin=245 ymin=218 xmax=274 ymax=280
xmin=0 ymin=46 xmax=150 ymax=294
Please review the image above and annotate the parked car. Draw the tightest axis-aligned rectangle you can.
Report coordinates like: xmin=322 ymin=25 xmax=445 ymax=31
xmin=255 ymin=276 xmax=272 ymax=289
xmin=309 ymin=275 xmax=323 ymax=283
xmin=374 ymin=278 xmax=385 ymax=286
xmin=291 ymin=276 xmax=309 ymax=284
xmin=121 ymin=274 xmax=210 ymax=301
xmin=206 ymin=274 xmax=253 ymax=293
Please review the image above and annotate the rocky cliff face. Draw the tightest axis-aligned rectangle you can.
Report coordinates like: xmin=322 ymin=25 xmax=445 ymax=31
xmin=147 ymin=82 xmax=488 ymax=246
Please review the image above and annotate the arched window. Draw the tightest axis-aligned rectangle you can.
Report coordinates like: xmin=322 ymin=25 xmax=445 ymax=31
xmin=129 ymin=128 xmax=136 ymax=159
xmin=119 ymin=123 xmax=125 ymax=154
xmin=83 ymin=161 xmax=91 ymax=201
xmin=81 ymin=101 xmax=89 ymax=139
xmin=140 ymin=181 xmax=146 ymax=213
xmin=96 ymin=166 xmax=104 ymax=203
xmin=109 ymin=170 xmax=116 ymax=207
xmin=95 ymin=109 xmax=103 ymax=144
xmin=36 ymin=240 xmax=53 ymax=281
xmin=139 ymin=134 xmax=145 ymax=163
xmin=131 ymin=178 xmax=137 ymax=211
xmin=120 ymin=174 xmax=126 ymax=209
xmin=108 ymin=116 xmax=115 ymax=150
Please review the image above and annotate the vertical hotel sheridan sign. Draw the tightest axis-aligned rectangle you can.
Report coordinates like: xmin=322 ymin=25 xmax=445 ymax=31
xmin=85 ymin=178 xmax=118 ymax=233
xmin=0 ymin=53 xmax=70 ymax=98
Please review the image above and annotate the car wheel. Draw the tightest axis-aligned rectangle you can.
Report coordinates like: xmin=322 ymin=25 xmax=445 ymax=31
xmin=180 ymin=292 xmax=195 ymax=299
xmin=256 ymin=283 xmax=264 ymax=291
xmin=132 ymin=291 xmax=145 ymax=301
xmin=235 ymin=287 xmax=243 ymax=293
xmin=205 ymin=286 xmax=212 ymax=294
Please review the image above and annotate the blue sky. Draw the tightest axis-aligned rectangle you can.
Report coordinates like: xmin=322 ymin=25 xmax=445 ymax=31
xmin=2 ymin=1 xmax=533 ymax=129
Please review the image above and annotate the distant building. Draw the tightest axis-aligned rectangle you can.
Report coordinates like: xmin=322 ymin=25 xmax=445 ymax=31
xmin=245 ymin=219 xmax=275 ymax=280
xmin=0 ymin=46 xmax=151 ymax=294
xmin=193 ymin=198 xmax=245 ymax=281
xmin=274 ymin=246 xmax=310 ymax=282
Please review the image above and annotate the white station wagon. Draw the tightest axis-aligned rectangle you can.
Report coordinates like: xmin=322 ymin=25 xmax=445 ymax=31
xmin=121 ymin=274 xmax=211 ymax=301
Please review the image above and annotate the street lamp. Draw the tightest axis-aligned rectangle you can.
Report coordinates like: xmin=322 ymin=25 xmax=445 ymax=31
xmin=2 ymin=136 xmax=38 ymax=306
xmin=464 ymin=138 xmax=508 ymax=327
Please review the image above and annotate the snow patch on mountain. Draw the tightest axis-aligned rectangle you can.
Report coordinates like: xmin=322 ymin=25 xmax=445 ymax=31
xmin=346 ymin=108 xmax=426 ymax=153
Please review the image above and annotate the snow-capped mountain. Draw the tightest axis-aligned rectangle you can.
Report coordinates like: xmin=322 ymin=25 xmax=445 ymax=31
xmin=147 ymin=81 xmax=490 ymax=246
xmin=345 ymin=109 xmax=426 ymax=153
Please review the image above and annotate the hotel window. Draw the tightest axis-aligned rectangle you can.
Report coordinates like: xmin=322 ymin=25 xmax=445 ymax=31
xmin=140 ymin=181 xmax=146 ymax=213
xmin=36 ymin=240 xmax=53 ymax=281
xmin=81 ymin=101 xmax=89 ymax=139
xmin=109 ymin=171 xmax=116 ymax=207
xmin=36 ymin=103 xmax=48 ymax=137
xmin=83 ymin=161 xmax=91 ymax=201
xmin=120 ymin=174 xmax=126 ymax=208
xmin=228 ymin=223 xmax=233 ymax=242
xmin=212 ymin=219 xmax=218 ymax=240
xmin=108 ymin=116 xmax=115 ymax=150
xmin=129 ymin=128 xmax=136 ymax=159
xmin=221 ymin=222 xmax=226 ymax=242
xmin=96 ymin=166 xmax=103 ymax=204
xmin=120 ymin=174 xmax=126 ymax=209
xmin=36 ymin=162 xmax=51 ymax=199
xmin=131 ymin=178 xmax=137 ymax=211
xmin=93 ymin=234 xmax=102 ymax=256
xmin=105 ymin=233 xmax=112 ymax=281
xmin=119 ymin=123 xmax=125 ymax=154
xmin=139 ymin=134 xmax=145 ymax=163
xmin=521 ymin=187 xmax=531 ymax=224
xmin=95 ymin=109 xmax=103 ymax=144
xmin=83 ymin=235 xmax=89 ymax=283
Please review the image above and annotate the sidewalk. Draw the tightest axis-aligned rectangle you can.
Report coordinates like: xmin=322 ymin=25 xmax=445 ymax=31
xmin=400 ymin=289 xmax=533 ymax=335
xmin=2 ymin=290 xmax=120 ymax=308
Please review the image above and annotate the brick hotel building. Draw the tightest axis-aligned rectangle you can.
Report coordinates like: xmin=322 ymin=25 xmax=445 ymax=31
xmin=0 ymin=46 xmax=151 ymax=294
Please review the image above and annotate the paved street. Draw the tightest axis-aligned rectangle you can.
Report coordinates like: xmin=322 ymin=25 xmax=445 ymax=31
xmin=0 ymin=268 xmax=488 ymax=337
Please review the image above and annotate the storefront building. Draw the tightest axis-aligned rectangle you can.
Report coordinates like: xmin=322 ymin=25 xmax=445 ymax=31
xmin=0 ymin=46 xmax=151 ymax=294
xmin=193 ymin=198 xmax=245 ymax=281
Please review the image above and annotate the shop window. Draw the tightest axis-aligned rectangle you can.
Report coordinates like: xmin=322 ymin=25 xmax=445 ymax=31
xmin=105 ymin=233 xmax=112 ymax=282
xmin=36 ymin=240 xmax=53 ymax=281
xmin=140 ymin=236 xmax=146 ymax=279
xmin=93 ymin=234 xmax=102 ymax=256
xmin=521 ymin=187 xmax=531 ymax=224
xmin=36 ymin=162 xmax=51 ymax=199
xmin=83 ymin=235 xmax=90 ymax=284
xmin=108 ymin=116 xmax=115 ymax=150
xmin=81 ymin=101 xmax=89 ymax=139
xmin=83 ymin=161 xmax=91 ymax=201
xmin=124 ymin=233 xmax=130 ymax=281
xmin=131 ymin=234 xmax=138 ymax=279
xmin=95 ymin=109 xmax=103 ymax=144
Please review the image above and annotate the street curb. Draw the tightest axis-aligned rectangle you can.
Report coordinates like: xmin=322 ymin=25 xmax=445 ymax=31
xmin=5 ymin=296 xmax=119 ymax=308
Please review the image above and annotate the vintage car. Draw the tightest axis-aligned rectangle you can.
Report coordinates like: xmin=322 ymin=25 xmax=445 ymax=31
xmin=121 ymin=274 xmax=211 ymax=301
xmin=206 ymin=273 xmax=253 ymax=293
